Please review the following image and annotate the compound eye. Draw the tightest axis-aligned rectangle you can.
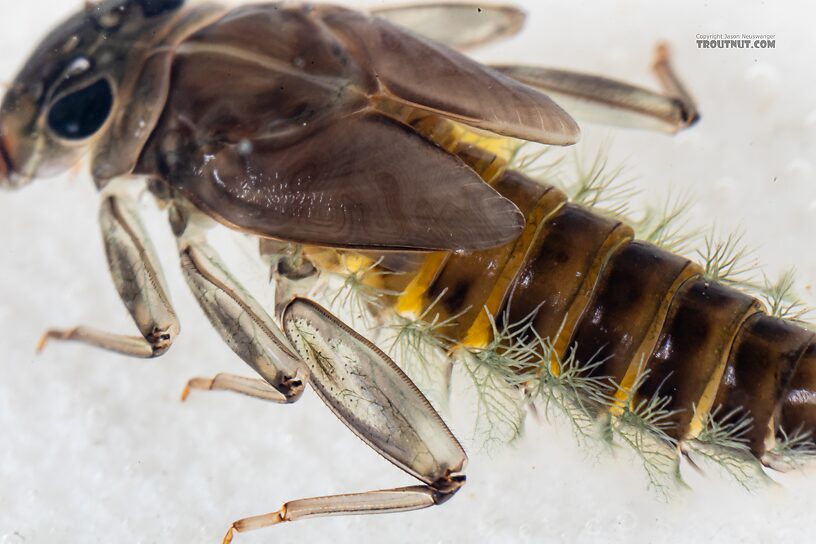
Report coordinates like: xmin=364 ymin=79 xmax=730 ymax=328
xmin=47 ymin=78 xmax=114 ymax=140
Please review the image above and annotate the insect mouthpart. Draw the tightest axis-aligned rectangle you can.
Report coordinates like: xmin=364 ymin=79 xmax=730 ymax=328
xmin=0 ymin=133 xmax=11 ymax=186
xmin=0 ymin=129 xmax=31 ymax=189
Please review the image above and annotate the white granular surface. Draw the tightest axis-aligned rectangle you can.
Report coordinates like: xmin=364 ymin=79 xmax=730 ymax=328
xmin=1 ymin=1 xmax=816 ymax=543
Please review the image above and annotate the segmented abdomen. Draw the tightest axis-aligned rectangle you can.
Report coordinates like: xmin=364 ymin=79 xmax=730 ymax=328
xmin=375 ymin=116 xmax=816 ymax=462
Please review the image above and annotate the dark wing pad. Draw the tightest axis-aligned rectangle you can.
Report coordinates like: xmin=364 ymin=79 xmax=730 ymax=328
xmin=152 ymin=112 xmax=524 ymax=251
xmin=320 ymin=6 xmax=579 ymax=145
xmin=136 ymin=4 xmax=569 ymax=250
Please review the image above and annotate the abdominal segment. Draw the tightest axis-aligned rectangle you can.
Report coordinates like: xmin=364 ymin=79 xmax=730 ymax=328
xmin=308 ymin=115 xmax=816 ymax=465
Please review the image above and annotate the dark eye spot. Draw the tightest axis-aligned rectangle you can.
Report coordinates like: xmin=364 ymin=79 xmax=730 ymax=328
xmin=136 ymin=0 xmax=185 ymax=18
xmin=47 ymin=79 xmax=114 ymax=140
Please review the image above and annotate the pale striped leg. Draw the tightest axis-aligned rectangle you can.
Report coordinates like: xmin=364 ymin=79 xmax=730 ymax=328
xmin=37 ymin=191 xmax=179 ymax=358
xmin=181 ymin=373 xmax=289 ymax=404
xmin=493 ymin=44 xmax=700 ymax=133
xmin=223 ymin=486 xmax=445 ymax=543
xmin=174 ymin=223 xmax=308 ymax=402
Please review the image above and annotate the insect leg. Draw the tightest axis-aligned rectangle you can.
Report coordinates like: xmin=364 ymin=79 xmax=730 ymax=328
xmin=370 ymin=3 xmax=526 ymax=51
xmin=652 ymin=43 xmax=699 ymax=125
xmin=181 ymin=373 xmax=289 ymax=404
xmin=258 ymin=239 xmax=319 ymax=319
xmin=222 ymin=485 xmax=449 ymax=544
xmin=492 ymin=44 xmax=699 ymax=133
xmin=220 ymin=298 xmax=467 ymax=541
xmin=175 ymin=228 xmax=308 ymax=402
xmin=37 ymin=191 xmax=179 ymax=358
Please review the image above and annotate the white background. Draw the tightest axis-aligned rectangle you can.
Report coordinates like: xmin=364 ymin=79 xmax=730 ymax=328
xmin=2 ymin=1 xmax=816 ymax=543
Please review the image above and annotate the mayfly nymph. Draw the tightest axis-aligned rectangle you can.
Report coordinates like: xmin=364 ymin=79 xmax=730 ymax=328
xmin=2 ymin=0 xmax=813 ymax=541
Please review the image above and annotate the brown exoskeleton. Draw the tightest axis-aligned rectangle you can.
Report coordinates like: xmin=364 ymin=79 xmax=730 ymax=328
xmin=0 ymin=1 xmax=700 ymax=541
